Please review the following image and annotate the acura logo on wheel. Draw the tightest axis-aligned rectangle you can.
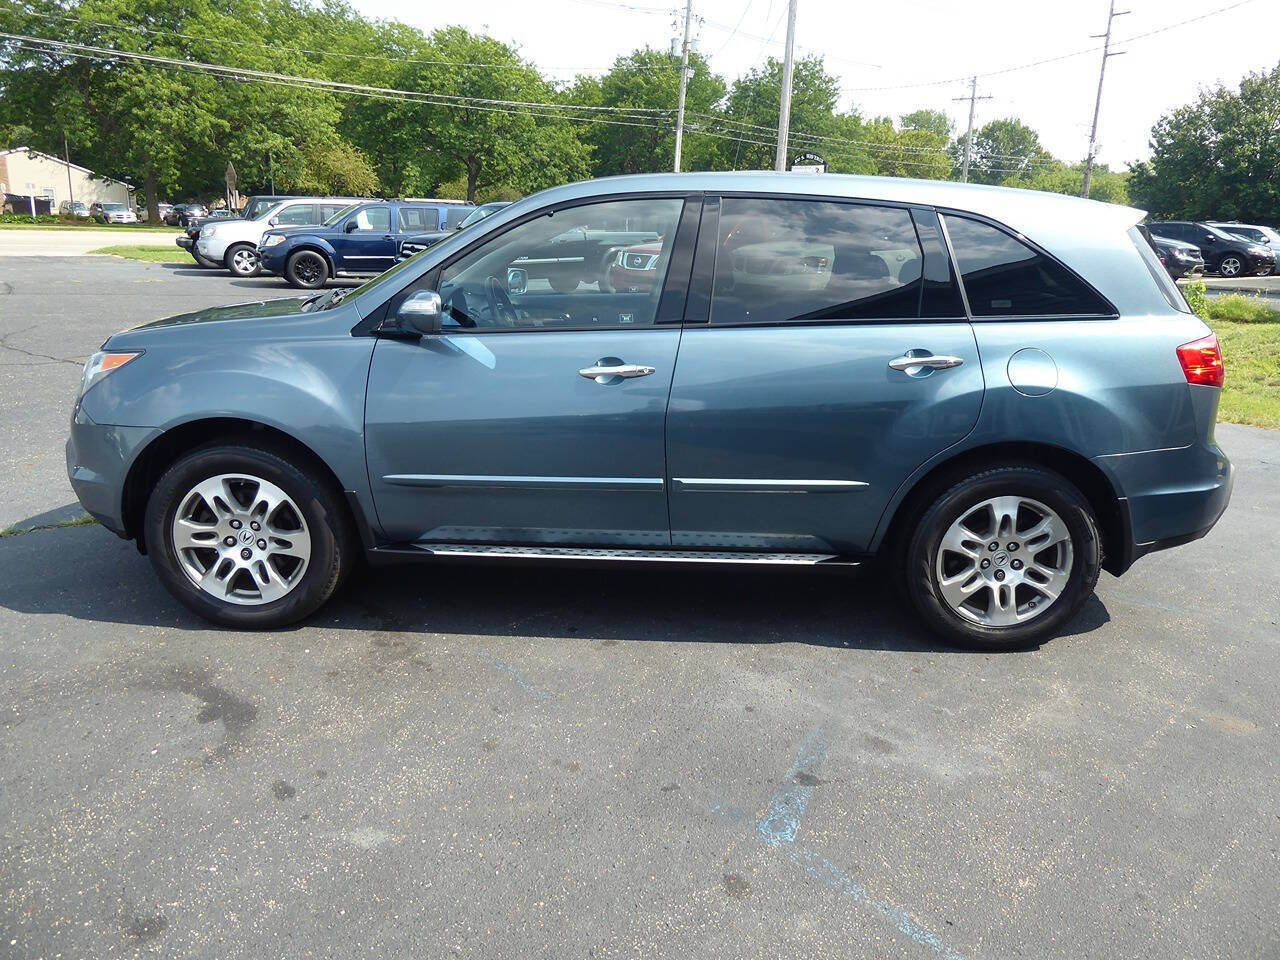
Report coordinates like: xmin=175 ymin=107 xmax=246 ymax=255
xmin=239 ymin=529 xmax=255 ymax=544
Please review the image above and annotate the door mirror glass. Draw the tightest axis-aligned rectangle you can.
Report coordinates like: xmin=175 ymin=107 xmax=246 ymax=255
xmin=268 ymin=216 xmax=279 ymax=226
xmin=1204 ymin=234 xmax=1216 ymax=242
xmin=397 ymin=289 xmax=443 ymax=335
xmin=506 ymin=267 xmax=528 ymax=296
xmin=344 ymin=219 xmax=359 ymax=233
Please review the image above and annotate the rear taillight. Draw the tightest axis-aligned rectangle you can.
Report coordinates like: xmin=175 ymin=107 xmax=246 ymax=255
xmin=1177 ymin=333 xmax=1225 ymax=388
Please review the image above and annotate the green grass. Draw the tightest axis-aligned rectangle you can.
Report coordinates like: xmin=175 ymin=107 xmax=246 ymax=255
xmin=0 ymin=221 xmax=179 ymax=232
xmin=0 ymin=513 xmax=96 ymax=538
xmin=88 ymin=244 xmax=186 ymax=263
xmin=1210 ymin=318 xmax=1280 ymax=429
xmin=1205 ymin=293 xmax=1280 ymax=324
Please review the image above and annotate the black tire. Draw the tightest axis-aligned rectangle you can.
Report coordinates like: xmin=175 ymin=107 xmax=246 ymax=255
xmin=902 ymin=464 xmax=1102 ymax=651
xmin=285 ymin=250 xmax=329 ymax=289
xmin=144 ymin=442 xmax=355 ymax=629
xmin=1217 ymin=254 xmax=1244 ymax=278
xmin=224 ymin=243 xmax=261 ymax=278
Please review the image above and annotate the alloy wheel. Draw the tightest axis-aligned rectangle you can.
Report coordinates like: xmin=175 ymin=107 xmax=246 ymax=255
xmin=934 ymin=495 xmax=1074 ymax=627
xmin=171 ymin=473 xmax=311 ymax=605
xmin=230 ymin=247 xmax=259 ymax=276
xmin=294 ymin=254 xmax=324 ymax=286
xmin=1219 ymin=256 xmax=1243 ymax=277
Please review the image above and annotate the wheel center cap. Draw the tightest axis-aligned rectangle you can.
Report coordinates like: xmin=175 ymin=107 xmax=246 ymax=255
xmin=239 ymin=529 xmax=255 ymax=545
xmin=994 ymin=552 xmax=1009 ymax=566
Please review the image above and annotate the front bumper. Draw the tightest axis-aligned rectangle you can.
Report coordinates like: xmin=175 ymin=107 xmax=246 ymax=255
xmin=1096 ymin=440 xmax=1233 ymax=575
xmin=257 ymin=245 xmax=288 ymax=275
xmin=196 ymin=235 xmax=228 ymax=261
xmin=66 ymin=405 xmax=157 ymax=539
xmin=176 ymin=235 xmax=194 ymax=251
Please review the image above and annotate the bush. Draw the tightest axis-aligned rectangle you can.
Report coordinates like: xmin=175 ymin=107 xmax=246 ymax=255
xmin=1182 ymin=278 xmax=1210 ymax=319
xmin=0 ymin=212 xmax=61 ymax=224
xmin=91 ymin=214 xmax=107 ymax=224
xmin=1205 ymin=293 xmax=1280 ymax=324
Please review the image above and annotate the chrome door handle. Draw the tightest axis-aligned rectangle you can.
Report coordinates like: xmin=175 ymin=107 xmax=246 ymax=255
xmin=888 ymin=353 xmax=965 ymax=372
xmin=579 ymin=363 xmax=656 ymax=381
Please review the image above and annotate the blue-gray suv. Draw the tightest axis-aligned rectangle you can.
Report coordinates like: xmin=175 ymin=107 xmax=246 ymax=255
xmin=66 ymin=173 xmax=1233 ymax=649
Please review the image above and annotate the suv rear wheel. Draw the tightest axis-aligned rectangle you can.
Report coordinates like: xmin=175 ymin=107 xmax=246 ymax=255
xmin=144 ymin=443 xmax=354 ymax=628
xmin=286 ymin=250 xmax=329 ymax=288
xmin=225 ymin=243 xmax=261 ymax=278
xmin=903 ymin=465 xmax=1102 ymax=650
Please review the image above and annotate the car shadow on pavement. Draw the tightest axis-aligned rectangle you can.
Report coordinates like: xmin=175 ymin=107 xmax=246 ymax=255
xmin=156 ymin=262 xmax=363 ymax=290
xmin=0 ymin=522 xmax=1111 ymax=654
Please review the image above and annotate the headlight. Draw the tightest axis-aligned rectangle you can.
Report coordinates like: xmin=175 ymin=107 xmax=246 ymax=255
xmin=80 ymin=350 xmax=141 ymax=397
xmin=1248 ymin=245 xmax=1268 ymax=256
xmin=262 ymin=234 xmax=286 ymax=248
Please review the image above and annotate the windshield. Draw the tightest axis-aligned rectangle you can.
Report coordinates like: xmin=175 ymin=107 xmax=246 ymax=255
xmin=243 ymin=199 xmax=275 ymax=220
xmin=324 ymin=203 xmax=362 ymax=227
xmin=1204 ymin=224 xmax=1246 ymax=242
xmin=459 ymin=203 xmax=507 ymax=229
xmin=102 ymin=203 xmax=125 ymax=212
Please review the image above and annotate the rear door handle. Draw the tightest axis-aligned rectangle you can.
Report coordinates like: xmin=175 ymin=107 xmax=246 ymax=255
xmin=579 ymin=362 xmax=656 ymax=382
xmin=888 ymin=353 xmax=965 ymax=373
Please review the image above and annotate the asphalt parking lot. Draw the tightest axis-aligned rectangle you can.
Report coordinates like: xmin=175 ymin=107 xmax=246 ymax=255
xmin=1 ymin=256 xmax=1278 ymax=959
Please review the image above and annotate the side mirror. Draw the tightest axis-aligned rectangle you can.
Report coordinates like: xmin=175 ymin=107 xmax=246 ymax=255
xmin=269 ymin=216 xmax=279 ymax=226
xmin=344 ymin=219 xmax=359 ymax=233
xmin=397 ymin=289 xmax=443 ymax=335
xmin=506 ymin=267 xmax=528 ymax=296
xmin=1204 ymin=234 xmax=1216 ymax=243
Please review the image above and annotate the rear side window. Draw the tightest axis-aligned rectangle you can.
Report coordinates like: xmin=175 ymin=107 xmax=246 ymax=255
xmin=1130 ymin=225 xmax=1192 ymax=313
xmin=444 ymin=207 xmax=471 ymax=230
xmin=943 ymin=214 xmax=1113 ymax=317
xmin=398 ymin=207 xmax=438 ymax=232
xmin=711 ymin=198 xmax=923 ymax=324
xmin=275 ymin=204 xmax=316 ymax=225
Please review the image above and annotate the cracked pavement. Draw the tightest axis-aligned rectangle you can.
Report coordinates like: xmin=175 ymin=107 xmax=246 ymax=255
xmin=0 ymin=256 xmax=1278 ymax=959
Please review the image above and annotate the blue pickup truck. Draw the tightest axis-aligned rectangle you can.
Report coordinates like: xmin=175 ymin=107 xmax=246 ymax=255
xmin=258 ymin=199 xmax=474 ymax=288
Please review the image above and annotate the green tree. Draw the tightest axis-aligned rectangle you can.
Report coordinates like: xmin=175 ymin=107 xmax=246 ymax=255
xmin=953 ymin=117 xmax=1053 ymax=185
xmin=1128 ymin=64 xmax=1280 ymax=222
xmin=899 ymin=109 xmax=953 ymax=139
xmin=863 ymin=117 xmax=950 ymax=180
xmin=298 ymin=140 xmax=379 ymax=196
xmin=722 ymin=55 xmax=842 ymax=170
xmin=1012 ymin=162 xmax=1130 ymax=205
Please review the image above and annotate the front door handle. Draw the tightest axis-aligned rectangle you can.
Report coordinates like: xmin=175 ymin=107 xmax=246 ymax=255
xmin=888 ymin=352 xmax=965 ymax=373
xmin=579 ymin=360 xmax=656 ymax=382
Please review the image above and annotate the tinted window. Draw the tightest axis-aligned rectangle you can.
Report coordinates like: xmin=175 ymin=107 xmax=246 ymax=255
xmin=711 ymin=198 xmax=923 ymax=324
xmin=443 ymin=207 xmax=472 ymax=230
xmin=275 ymin=204 xmax=316 ymax=225
xmin=943 ymin=215 xmax=1112 ymax=317
xmin=438 ymin=197 xmax=683 ymax=331
xmin=350 ymin=206 xmax=391 ymax=232
xmin=319 ymin=204 xmax=348 ymax=222
xmin=398 ymin=207 xmax=438 ymax=232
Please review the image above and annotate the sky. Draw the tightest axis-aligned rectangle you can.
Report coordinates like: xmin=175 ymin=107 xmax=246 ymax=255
xmin=351 ymin=0 xmax=1280 ymax=170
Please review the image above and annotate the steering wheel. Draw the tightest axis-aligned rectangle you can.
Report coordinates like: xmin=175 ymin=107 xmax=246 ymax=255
xmin=485 ymin=276 xmax=519 ymax=328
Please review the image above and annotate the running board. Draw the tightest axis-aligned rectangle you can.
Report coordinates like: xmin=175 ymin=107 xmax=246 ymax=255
xmin=377 ymin=543 xmax=859 ymax=566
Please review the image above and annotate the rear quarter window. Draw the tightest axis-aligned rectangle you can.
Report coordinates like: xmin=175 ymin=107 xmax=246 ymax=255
xmin=943 ymin=214 xmax=1114 ymax=317
xmin=1130 ymin=225 xmax=1192 ymax=313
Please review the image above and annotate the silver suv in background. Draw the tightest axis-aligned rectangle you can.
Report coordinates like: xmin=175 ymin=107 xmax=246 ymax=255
xmin=195 ymin=197 xmax=366 ymax=277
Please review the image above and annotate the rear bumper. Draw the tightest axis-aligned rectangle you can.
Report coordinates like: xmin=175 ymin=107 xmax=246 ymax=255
xmin=1096 ymin=441 xmax=1233 ymax=575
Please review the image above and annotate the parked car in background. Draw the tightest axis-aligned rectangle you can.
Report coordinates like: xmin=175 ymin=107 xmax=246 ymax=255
xmin=165 ymin=203 xmax=209 ymax=227
xmin=68 ymin=173 xmax=1232 ymax=650
xmin=89 ymin=202 xmax=137 ymax=224
xmin=197 ymin=196 xmax=365 ymax=276
xmin=396 ymin=201 xmax=509 ymax=262
xmin=1148 ymin=220 xmax=1275 ymax=277
xmin=1150 ymin=233 xmax=1205 ymax=279
xmin=58 ymin=200 xmax=89 ymax=219
xmin=1207 ymin=221 xmax=1280 ymax=273
xmin=258 ymin=199 xmax=461 ymax=288
xmin=177 ymin=196 xmax=303 ymax=267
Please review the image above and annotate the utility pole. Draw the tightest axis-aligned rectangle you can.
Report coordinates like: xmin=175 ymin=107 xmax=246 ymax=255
xmin=62 ymin=131 xmax=74 ymax=211
xmin=268 ymin=149 xmax=276 ymax=195
xmin=1082 ymin=0 xmax=1128 ymax=198
xmin=952 ymin=77 xmax=991 ymax=183
xmin=773 ymin=0 xmax=798 ymax=171
xmin=672 ymin=0 xmax=694 ymax=173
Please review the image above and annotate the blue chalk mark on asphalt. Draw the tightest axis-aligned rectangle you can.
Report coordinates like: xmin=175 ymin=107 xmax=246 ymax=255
xmin=753 ymin=728 xmax=966 ymax=960
xmin=757 ymin=728 xmax=828 ymax=846
xmin=489 ymin=659 xmax=550 ymax=701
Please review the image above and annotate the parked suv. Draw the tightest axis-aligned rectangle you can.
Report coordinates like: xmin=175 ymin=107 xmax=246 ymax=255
xmin=1148 ymin=220 xmax=1275 ymax=277
xmin=66 ymin=173 xmax=1233 ymax=649
xmin=258 ymin=200 xmax=469 ymax=288
xmin=1207 ymin=221 xmax=1280 ymax=274
xmin=89 ymin=201 xmax=137 ymax=224
xmin=196 ymin=197 xmax=364 ymax=277
xmin=397 ymin=201 xmax=507 ymax=262
xmin=58 ymin=200 xmax=90 ymax=219
xmin=1149 ymin=232 xmax=1205 ymax=279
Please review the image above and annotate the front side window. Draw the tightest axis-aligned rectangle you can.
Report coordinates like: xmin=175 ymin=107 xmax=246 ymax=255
xmin=943 ymin=215 xmax=1113 ymax=317
xmin=437 ymin=197 xmax=684 ymax=331
xmin=275 ymin=204 xmax=316 ymax=225
xmin=710 ymin=198 xmax=923 ymax=325
xmin=349 ymin=206 xmax=391 ymax=233
xmin=399 ymin=207 xmax=439 ymax=232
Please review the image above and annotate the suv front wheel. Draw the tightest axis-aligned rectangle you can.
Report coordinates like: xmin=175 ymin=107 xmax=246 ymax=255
xmin=285 ymin=250 xmax=330 ymax=288
xmin=225 ymin=243 xmax=261 ymax=278
xmin=144 ymin=443 xmax=355 ymax=628
xmin=903 ymin=465 xmax=1102 ymax=650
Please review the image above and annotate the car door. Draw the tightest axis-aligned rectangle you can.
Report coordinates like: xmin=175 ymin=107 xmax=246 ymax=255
xmin=364 ymin=194 xmax=697 ymax=547
xmin=665 ymin=197 xmax=984 ymax=555
xmin=335 ymin=205 xmax=395 ymax=273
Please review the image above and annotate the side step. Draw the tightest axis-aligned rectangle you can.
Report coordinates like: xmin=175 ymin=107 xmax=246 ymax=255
xmin=392 ymin=543 xmax=860 ymax=566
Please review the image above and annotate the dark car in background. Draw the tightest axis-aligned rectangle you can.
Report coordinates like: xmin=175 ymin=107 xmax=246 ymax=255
xmin=1150 ymin=234 xmax=1205 ymax=279
xmin=165 ymin=202 xmax=209 ymax=227
xmin=258 ymin=200 xmax=467 ymax=288
xmin=1148 ymin=220 xmax=1275 ymax=277
xmin=1208 ymin=221 xmax=1280 ymax=274
xmin=396 ymin=201 xmax=509 ymax=262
